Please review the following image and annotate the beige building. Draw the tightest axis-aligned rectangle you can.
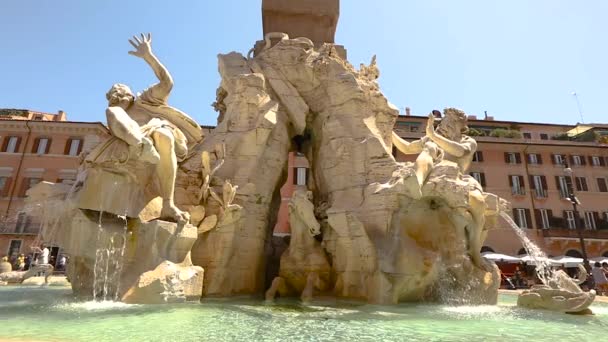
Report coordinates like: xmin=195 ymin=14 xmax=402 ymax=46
xmin=0 ymin=109 xmax=108 ymax=262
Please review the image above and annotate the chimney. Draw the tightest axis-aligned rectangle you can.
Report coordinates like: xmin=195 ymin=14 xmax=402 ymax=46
xmin=467 ymin=115 xmax=477 ymax=120
xmin=56 ymin=110 xmax=67 ymax=121
xmin=405 ymin=107 xmax=411 ymax=116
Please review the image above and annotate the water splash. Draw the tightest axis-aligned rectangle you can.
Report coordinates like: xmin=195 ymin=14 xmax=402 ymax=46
xmin=500 ymin=212 xmax=555 ymax=285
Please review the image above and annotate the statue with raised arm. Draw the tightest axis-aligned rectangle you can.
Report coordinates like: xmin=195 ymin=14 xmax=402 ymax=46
xmin=86 ymin=33 xmax=204 ymax=223
xmin=392 ymin=108 xmax=488 ymax=269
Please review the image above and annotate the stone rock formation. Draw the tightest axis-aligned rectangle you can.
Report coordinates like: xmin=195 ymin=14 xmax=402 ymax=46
xmin=173 ymin=34 xmax=505 ymax=304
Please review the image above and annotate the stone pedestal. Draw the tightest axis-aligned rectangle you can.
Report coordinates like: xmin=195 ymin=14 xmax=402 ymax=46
xmin=60 ymin=210 xmax=203 ymax=303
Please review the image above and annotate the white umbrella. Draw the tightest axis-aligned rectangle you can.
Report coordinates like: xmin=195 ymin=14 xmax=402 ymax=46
xmin=551 ymin=255 xmax=584 ymax=267
xmin=482 ymin=252 xmax=521 ymax=264
xmin=518 ymin=255 xmax=561 ymax=267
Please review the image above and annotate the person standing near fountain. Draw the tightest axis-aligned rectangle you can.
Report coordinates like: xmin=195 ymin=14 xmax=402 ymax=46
xmin=592 ymin=262 xmax=608 ymax=295
xmin=102 ymin=33 xmax=204 ymax=223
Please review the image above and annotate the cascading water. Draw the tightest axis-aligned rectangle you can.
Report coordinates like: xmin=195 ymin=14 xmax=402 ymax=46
xmin=499 ymin=212 xmax=556 ymax=285
xmin=92 ymin=214 xmax=128 ymax=301
xmin=92 ymin=181 xmax=128 ymax=302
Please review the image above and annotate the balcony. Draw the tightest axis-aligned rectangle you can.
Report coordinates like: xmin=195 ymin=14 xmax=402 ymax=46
xmin=511 ymin=187 xmax=526 ymax=196
xmin=0 ymin=223 xmax=40 ymax=235
xmin=542 ymin=228 xmax=608 ymax=240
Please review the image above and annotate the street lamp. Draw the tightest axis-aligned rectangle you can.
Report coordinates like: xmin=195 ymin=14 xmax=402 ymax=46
xmin=562 ymin=160 xmax=590 ymax=270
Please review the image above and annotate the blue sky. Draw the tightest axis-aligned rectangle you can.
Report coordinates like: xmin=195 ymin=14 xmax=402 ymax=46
xmin=1 ymin=0 xmax=606 ymax=126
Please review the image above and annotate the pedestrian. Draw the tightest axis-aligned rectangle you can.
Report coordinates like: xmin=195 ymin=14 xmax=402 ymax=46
xmin=591 ymin=262 xmax=608 ymax=295
xmin=57 ymin=255 xmax=67 ymax=271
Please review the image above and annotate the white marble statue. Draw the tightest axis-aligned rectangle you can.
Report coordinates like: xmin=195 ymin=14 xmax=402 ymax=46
xmin=101 ymin=33 xmax=204 ymax=223
xmin=392 ymin=108 xmax=487 ymax=269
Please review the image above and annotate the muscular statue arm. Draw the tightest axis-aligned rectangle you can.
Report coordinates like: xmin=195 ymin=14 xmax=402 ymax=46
xmin=425 ymin=114 xmax=475 ymax=157
xmin=391 ymin=131 xmax=424 ymax=154
xmin=128 ymin=33 xmax=173 ymax=103
xmin=428 ymin=132 xmax=475 ymax=158
xmin=106 ymin=107 xmax=144 ymax=146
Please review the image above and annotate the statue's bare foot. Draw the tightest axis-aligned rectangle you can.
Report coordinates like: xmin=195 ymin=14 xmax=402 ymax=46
xmin=160 ymin=203 xmax=190 ymax=224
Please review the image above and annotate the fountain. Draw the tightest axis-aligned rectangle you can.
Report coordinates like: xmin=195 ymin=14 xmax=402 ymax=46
xmin=1 ymin=2 xmax=605 ymax=340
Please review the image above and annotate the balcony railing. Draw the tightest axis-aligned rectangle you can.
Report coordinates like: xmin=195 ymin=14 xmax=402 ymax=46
xmin=511 ymin=187 xmax=526 ymax=196
xmin=542 ymin=228 xmax=608 ymax=240
xmin=0 ymin=223 xmax=40 ymax=235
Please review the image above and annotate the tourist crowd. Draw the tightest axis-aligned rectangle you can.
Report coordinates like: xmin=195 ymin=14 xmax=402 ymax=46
xmin=505 ymin=262 xmax=608 ymax=295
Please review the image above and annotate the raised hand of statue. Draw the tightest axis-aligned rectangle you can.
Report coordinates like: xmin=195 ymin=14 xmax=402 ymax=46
xmin=426 ymin=113 xmax=436 ymax=138
xmin=128 ymin=33 xmax=153 ymax=59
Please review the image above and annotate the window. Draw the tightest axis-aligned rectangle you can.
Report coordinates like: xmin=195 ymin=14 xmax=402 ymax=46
xmin=34 ymin=138 xmax=50 ymax=154
xmin=510 ymin=175 xmax=525 ymax=195
xmin=294 ymin=167 xmax=307 ymax=186
xmin=597 ymin=178 xmax=608 ymax=192
xmin=591 ymin=156 xmax=602 ymax=166
xmin=65 ymin=138 xmax=83 ymax=156
xmin=552 ymin=154 xmax=564 ymax=165
xmin=565 ymin=210 xmax=576 ymax=229
xmin=470 ymin=172 xmax=486 ymax=187
xmin=530 ymin=175 xmax=547 ymax=198
xmin=527 ymin=153 xmax=542 ymax=165
xmin=584 ymin=212 xmax=597 ymax=230
xmin=555 ymin=176 xmax=570 ymax=198
xmin=7 ymin=239 xmax=22 ymax=257
xmin=0 ymin=177 xmax=11 ymax=197
xmin=540 ymin=133 xmax=549 ymax=140
xmin=572 ymin=155 xmax=583 ymax=166
xmin=472 ymin=151 xmax=484 ymax=162
xmin=504 ymin=152 xmax=521 ymax=164
xmin=2 ymin=136 xmax=20 ymax=153
xmin=539 ymin=209 xmax=551 ymax=229
xmin=15 ymin=212 xmax=28 ymax=233
xmin=575 ymin=177 xmax=588 ymax=192
xmin=513 ymin=208 xmax=530 ymax=228
xmin=523 ymin=132 xmax=532 ymax=139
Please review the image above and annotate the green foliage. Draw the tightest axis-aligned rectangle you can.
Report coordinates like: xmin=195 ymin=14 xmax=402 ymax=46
xmin=551 ymin=133 xmax=570 ymax=141
xmin=466 ymin=128 xmax=485 ymax=137
xmin=488 ymin=128 xmax=522 ymax=139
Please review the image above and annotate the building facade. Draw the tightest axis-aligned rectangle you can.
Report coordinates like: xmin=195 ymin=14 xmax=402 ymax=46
xmin=275 ymin=112 xmax=608 ymax=259
xmin=0 ymin=109 xmax=108 ymax=262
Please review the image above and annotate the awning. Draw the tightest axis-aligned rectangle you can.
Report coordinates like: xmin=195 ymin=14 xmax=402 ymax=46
xmin=551 ymin=255 xmax=584 ymax=267
xmin=518 ymin=255 xmax=561 ymax=266
xmin=482 ymin=252 xmax=521 ymax=264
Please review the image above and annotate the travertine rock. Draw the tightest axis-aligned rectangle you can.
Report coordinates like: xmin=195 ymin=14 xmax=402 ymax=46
xmin=192 ymin=35 xmax=503 ymax=304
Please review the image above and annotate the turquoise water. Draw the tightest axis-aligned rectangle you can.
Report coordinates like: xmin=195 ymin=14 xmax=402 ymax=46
xmin=1 ymin=286 xmax=607 ymax=342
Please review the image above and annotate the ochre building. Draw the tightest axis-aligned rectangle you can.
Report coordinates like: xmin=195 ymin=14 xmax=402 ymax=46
xmin=0 ymin=109 xmax=108 ymax=262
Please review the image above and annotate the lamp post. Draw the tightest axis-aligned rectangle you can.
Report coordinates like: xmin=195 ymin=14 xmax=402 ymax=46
xmin=562 ymin=160 xmax=590 ymax=270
